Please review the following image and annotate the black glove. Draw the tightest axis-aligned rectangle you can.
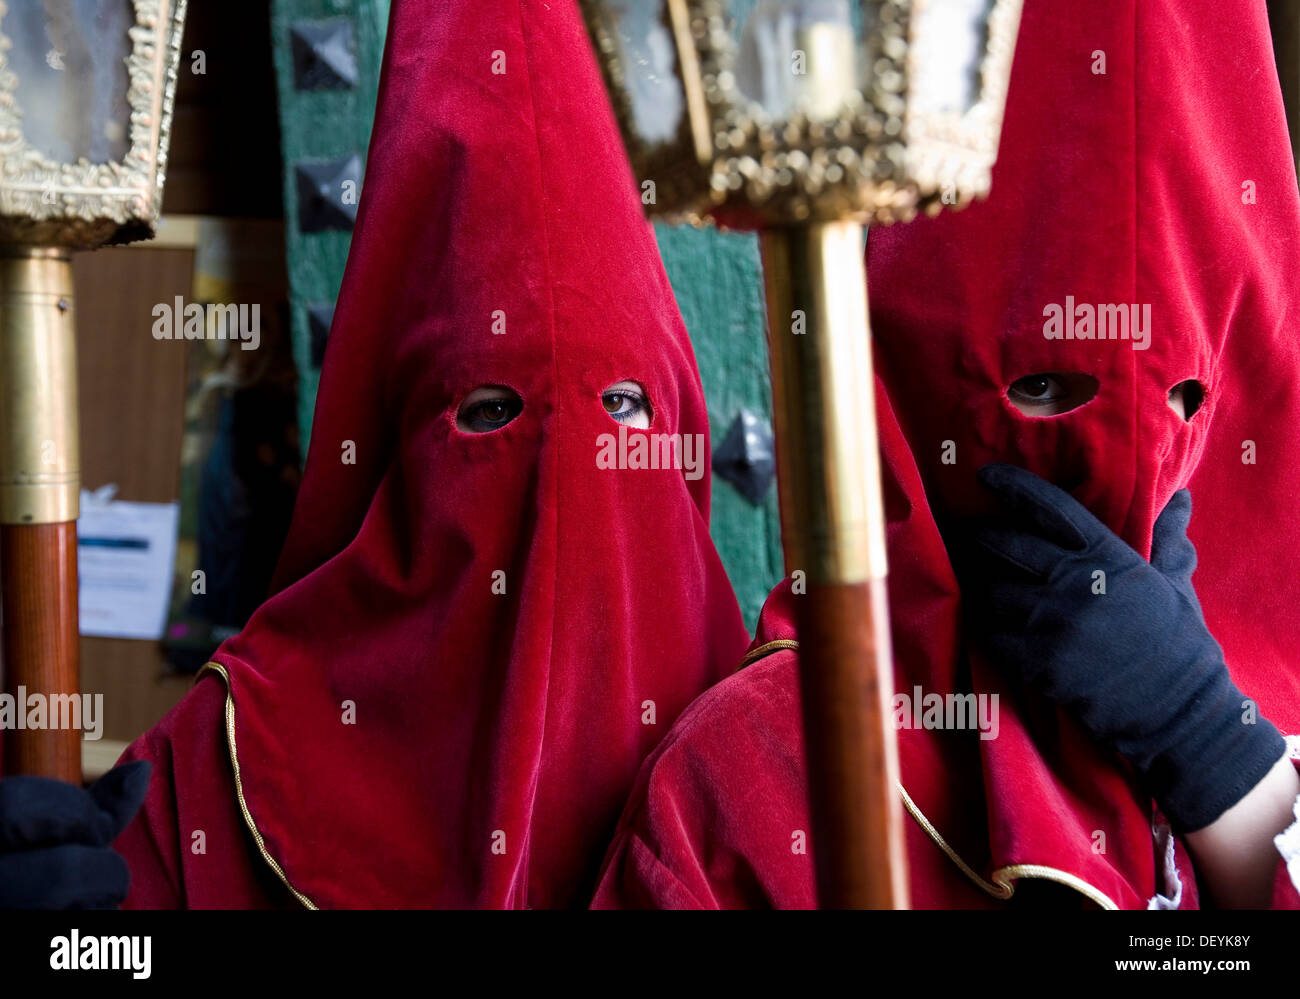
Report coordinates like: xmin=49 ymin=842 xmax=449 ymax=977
xmin=957 ymin=463 xmax=1285 ymax=833
xmin=0 ymin=760 xmax=151 ymax=909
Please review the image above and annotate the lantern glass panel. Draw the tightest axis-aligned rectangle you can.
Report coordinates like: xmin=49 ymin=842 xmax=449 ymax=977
xmin=3 ymin=0 xmax=133 ymax=164
xmin=734 ymin=0 xmax=867 ymax=121
xmin=909 ymin=0 xmax=994 ymax=114
xmin=604 ymin=0 xmax=685 ymax=146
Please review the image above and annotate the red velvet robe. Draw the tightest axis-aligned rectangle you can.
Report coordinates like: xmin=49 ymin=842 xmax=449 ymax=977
xmin=116 ymin=678 xmax=292 ymax=908
xmin=591 ymin=388 xmax=1300 ymax=910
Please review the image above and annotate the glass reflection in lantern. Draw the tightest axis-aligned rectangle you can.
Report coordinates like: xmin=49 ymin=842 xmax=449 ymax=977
xmin=4 ymin=0 xmax=134 ymax=165
xmin=604 ymin=0 xmax=685 ymax=146
xmin=735 ymin=0 xmax=863 ymax=121
xmin=909 ymin=0 xmax=994 ymax=115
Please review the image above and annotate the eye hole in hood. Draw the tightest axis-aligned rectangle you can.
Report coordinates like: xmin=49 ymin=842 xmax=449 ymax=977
xmin=1168 ymin=379 xmax=1205 ymax=421
xmin=601 ymin=380 xmax=653 ymax=429
xmin=457 ymin=386 xmax=523 ymax=433
xmin=1006 ymin=372 xmax=1099 ymax=416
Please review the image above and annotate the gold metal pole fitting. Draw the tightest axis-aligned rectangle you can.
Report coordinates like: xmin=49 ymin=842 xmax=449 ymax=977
xmin=760 ymin=220 xmax=889 ymax=585
xmin=0 ymin=247 xmax=80 ymax=524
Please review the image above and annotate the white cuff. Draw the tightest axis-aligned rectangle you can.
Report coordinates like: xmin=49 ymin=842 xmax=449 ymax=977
xmin=1147 ymin=821 xmax=1183 ymax=910
xmin=1274 ymin=742 xmax=1300 ymax=899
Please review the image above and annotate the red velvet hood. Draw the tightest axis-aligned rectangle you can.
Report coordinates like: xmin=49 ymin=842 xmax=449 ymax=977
xmin=854 ymin=0 xmax=1300 ymax=906
xmin=203 ymin=0 xmax=748 ymax=908
xmin=586 ymin=0 xmax=1300 ymax=911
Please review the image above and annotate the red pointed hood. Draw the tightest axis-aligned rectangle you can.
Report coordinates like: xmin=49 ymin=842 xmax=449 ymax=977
xmin=857 ymin=0 xmax=1300 ymax=905
xmin=206 ymin=0 xmax=748 ymax=908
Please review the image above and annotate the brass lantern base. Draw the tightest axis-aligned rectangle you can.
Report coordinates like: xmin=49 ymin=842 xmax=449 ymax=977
xmin=0 ymin=247 xmax=80 ymax=525
xmin=760 ymin=221 xmax=887 ymax=584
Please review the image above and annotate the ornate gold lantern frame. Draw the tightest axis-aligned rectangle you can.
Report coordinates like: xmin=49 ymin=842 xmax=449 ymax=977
xmin=0 ymin=0 xmax=186 ymax=249
xmin=581 ymin=0 xmax=1023 ymax=225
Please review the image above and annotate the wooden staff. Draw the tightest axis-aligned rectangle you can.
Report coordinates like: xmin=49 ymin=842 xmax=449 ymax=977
xmin=760 ymin=220 xmax=907 ymax=909
xmin=0 ymin=248 xmax=82 ymax=783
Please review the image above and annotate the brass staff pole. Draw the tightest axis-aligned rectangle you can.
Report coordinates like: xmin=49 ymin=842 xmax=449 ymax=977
xmin=0 ymin=247 xmax=81 ymax=783
xmin=760 ymin=220 xmax=906 ymax=909
xmin=579 ymin=0 xmax=1025 ymax=911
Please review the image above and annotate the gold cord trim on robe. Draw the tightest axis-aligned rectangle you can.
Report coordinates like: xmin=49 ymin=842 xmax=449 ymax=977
xmin=897 ymin=783 xmax=1119 ymax=910
xmin=738 ymin=639 xmax=1120 ymax=911
xmin=198 ymin=661 xmax=318 ymax=910
xmin=738 ymin=638 xmax=801 ymax=670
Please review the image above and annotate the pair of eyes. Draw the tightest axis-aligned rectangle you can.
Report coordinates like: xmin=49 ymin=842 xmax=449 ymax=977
xmin=1007 ymin=373 xmax=1204 ymax=421
xmin=457 ymin=380 xmax=652 ymax=433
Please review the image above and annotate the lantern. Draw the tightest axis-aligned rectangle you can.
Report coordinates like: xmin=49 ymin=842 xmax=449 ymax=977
xmin=0 ymin=0 xmax=187 ymax=781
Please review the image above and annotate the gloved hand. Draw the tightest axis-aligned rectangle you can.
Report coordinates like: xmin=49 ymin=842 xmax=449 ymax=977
xmin=956 ymin=463 xmax=1285 ymax=833
xmin=0 ymin=760 xmax=150 ymax=909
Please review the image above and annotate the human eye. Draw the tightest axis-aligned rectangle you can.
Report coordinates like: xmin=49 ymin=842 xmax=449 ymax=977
xmin=457 ymin=386 xmax=523 ymax=433
xmin=1008 ymin=374 xmax=1066 ymax=405
xmin=601 ymin=380 xmax=652 ymax=429
xmin=1006 ymin=372 xmax=1098 ymax=416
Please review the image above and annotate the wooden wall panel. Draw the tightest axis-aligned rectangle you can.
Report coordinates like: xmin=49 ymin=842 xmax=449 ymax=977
xmin=72 ymin=246 xmax=195 ymax=747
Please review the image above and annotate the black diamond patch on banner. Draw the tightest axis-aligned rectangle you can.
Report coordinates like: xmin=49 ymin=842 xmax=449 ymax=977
xmin=713 ymin=409 xmax=776 ymax=504
xmin=295 ymin=154 xmax=362 ymax=232
xmin=290 ymin=18 xmax=358 ymax=90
